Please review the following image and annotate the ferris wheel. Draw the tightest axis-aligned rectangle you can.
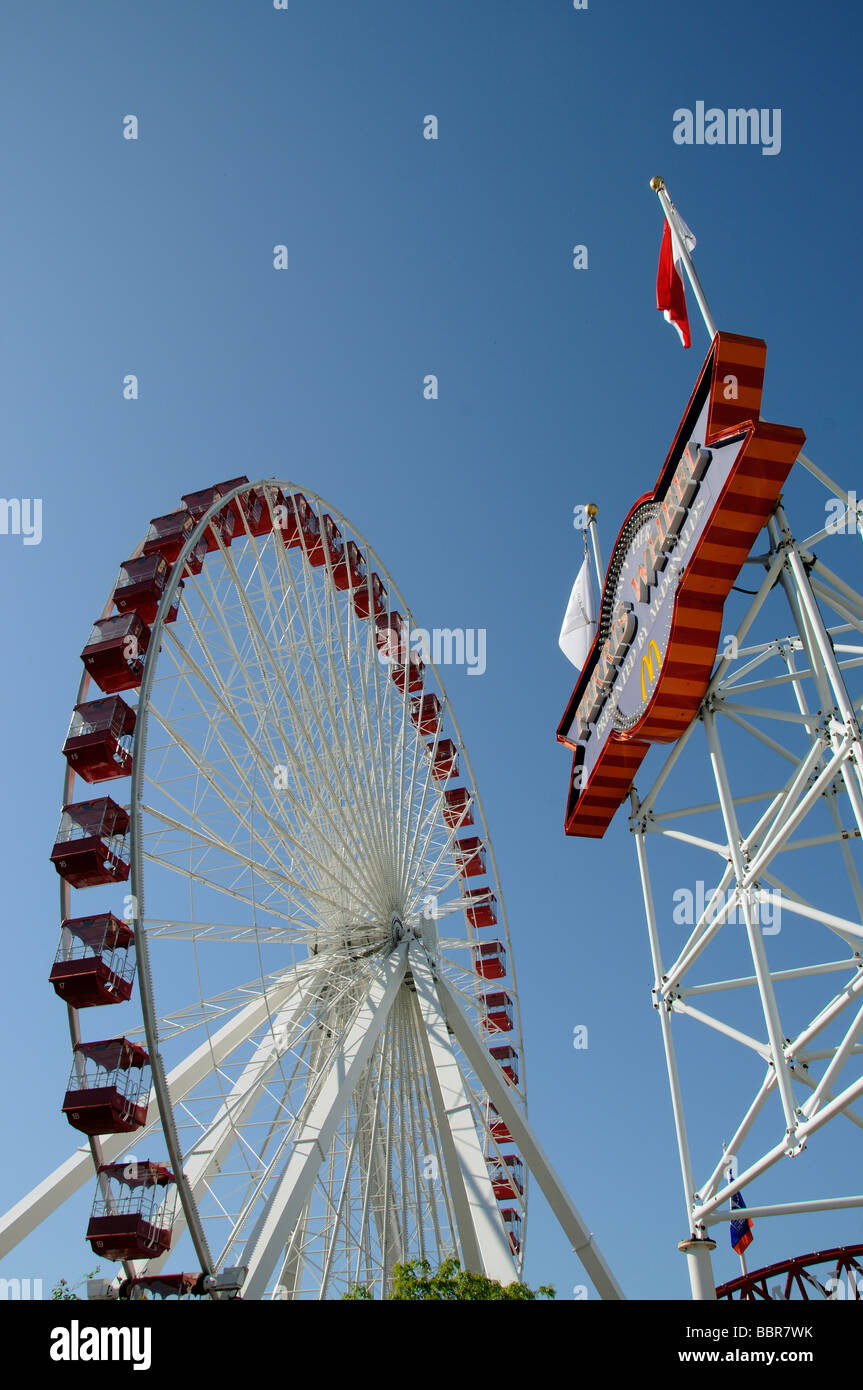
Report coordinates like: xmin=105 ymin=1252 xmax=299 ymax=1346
xmin=0 ymin=478 xmax=621 ymax=1301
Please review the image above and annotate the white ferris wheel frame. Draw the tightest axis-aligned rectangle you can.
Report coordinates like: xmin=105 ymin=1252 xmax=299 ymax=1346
xmin=0 ymin=479 xmax=623 ymax=1301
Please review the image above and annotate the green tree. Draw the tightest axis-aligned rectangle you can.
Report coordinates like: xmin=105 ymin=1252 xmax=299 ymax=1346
xmin=344 ymin=1257 xmax=555 ymax=1300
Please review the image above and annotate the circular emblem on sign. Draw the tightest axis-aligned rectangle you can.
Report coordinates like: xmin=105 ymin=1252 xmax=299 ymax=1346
xmin=607 ymin=502 xmax=676 ymax=732
xmin=596 ymin=502 xmax=657 ymax=647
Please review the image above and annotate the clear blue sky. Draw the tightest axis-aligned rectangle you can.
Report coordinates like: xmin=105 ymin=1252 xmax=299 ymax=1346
xmin=1 ymin=0 xmax=862 ymax=1300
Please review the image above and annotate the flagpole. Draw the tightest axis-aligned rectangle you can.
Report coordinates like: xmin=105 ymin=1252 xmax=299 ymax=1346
xmin=650 ymin=177 xmax=718 ymax=342
xmin=586 ymin=503 xmax=603 ymax=593
xmin=651 ymin=183 xmax=861 ymax=543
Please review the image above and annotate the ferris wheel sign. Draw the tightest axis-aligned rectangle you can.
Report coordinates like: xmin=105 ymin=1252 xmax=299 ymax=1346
xmin=557 ymin=332 xmax=806 ymax=838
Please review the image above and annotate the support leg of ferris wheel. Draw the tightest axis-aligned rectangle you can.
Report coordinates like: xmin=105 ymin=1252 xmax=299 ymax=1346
xmin=436 ymin=976 xmax=626 ymax=1299
xmin=271 ymin=1022 xmax=351 ymax=1300
xmin=353 ymin=1037 xmax=408 ymax=1288
xmin=239 ymin=944 xmax=408 ymax=1299
xmin=306 ymin=1049 xmax=400 ymax=1299
xmin=628 ymin=472 xmax=863 ymax=1300
xmin=274 ymin=1028 xmax=355 ymax=1302
xmin=408 ymin=939 xmax=517 ymax=1283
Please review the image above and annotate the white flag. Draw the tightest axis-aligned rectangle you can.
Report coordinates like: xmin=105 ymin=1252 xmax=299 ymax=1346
xmin=670 ymin=204 xmax=696 ymax=254
xmin=559 ymin=556 xmax=597 ymax=671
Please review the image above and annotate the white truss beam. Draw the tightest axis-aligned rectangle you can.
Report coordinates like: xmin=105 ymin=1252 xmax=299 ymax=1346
xmin=239 ymin=944 xmax=407 ymax=1299
xmin=629 ymin=474 xmax=863 ymax=1298
xmin=436 ymin=975 xmax=625 ymax=1299
xmin=408 ymin=940 xmax=517 ymax=1283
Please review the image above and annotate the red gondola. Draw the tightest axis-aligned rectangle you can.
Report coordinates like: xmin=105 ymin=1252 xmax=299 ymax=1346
xmin=443 ymin=787 xmax=472 ymax=828
xmin=62 ymin=1038 xmax=150 ymax=1136
xmin=333 ymin=539 xmax=366 ymax=592
xmin=376 ymin=612 xmax=407 ymax=663
xmin=410 ymin=693 xmax=441 ymax=736
xmin=140 ymin=508 xmax=208 ymax=576
xmin=428 ymin=738 xmax=458 ymax=783
xmin=81 ymin=613 xmax=150 ymax=694
xmin=465 ymin=887 xmax=498 ymax=929
xmin=62 ymin=697 xmax=136 ymax=783
xmin=487 ymin=1102 xmax=513 ymax=1144
xmin=112 ymin=554 xmax=182 ymax=626
xmin=482 ymin=990 xmax=514 ymax=1033
xmin=49 ymin=913 xmax=135 ymax=1008
xmin=452 ymin=835 xmax=486 ymax=878
xmin=488 ymin=1153 xmax=524 ymax=1200
xmin=500 ymin=1207 xmax=522 ymax=1255
xmin=276 ymin=493 xmax=318 ymax=550
xmin=391 ymin=653 xmax=425 ymax=694
xmin=179 ymin=485 xmax=237 ymax=552
xmin=86 ymin=1162 xmax=177 ymax=1262
xmin=307 ymin=513 xmax=344 ymax=568
xmin=246 ymin=485 xmax=284 ymax=539
xmin=50 ymin=799 xmax=130 ymax=889
xmin=474 ymin=940 xmax=506 ymax=980
xmin=353 ymin=572 xmax=387 ymax=620
xmin=298 ymin=504 xmax=320 ymax=556
xmin=208 ymin=477 xmax=263 ymax=533
xmin=490 ymin=1044 xmax=519 ymax=1086
xmin=142 ymin=509 xmax=197 ymax=565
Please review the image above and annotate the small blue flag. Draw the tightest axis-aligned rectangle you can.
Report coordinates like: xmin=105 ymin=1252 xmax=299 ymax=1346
xmin=730 ymin=1191 xmax=753 ymax=1255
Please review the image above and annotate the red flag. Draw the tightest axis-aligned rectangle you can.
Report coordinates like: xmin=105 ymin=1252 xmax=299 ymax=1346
xmin=656 ymin=219 xmax=691 ymax=348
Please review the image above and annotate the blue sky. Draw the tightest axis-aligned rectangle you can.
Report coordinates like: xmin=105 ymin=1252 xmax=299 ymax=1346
xmin=1 ymin=0 xmax=862 ymax=1300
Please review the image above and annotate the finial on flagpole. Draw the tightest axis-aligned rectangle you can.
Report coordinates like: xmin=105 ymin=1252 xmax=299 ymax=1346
xmin=585 ymin=505 xmax=603 ymax=592
xmin=649 ymin=176 xmax=665 ymax=191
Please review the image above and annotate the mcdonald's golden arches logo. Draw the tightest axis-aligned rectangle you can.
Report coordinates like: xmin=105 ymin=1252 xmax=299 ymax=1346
xmin=640 ymin=639 xmax=663 ymax=702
